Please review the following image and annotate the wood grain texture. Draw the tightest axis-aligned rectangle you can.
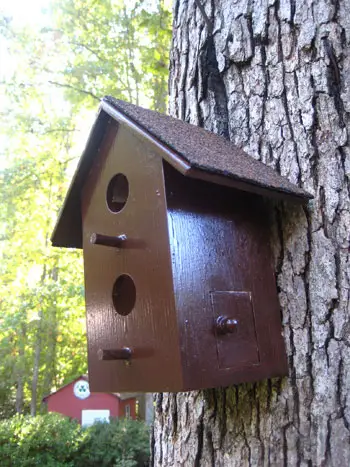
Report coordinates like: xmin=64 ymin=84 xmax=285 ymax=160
xmin=164 ymin=163 xmax=287 ymax=390
xmin=152 ymin=0 xmax=350 ymax=465
xmin=211 ymin=291 xmax=260 ymax=369
xmin=81 ymin=125 xmax=287 ymax=393
xmin=82 ymin=123 xmax=183 ymax=392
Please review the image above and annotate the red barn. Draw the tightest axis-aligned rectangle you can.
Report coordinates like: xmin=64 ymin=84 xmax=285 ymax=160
xmin=43 ymin=375 xmax=137 ymax=426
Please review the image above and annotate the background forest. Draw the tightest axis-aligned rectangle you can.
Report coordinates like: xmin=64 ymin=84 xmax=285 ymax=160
xmin=0 ymin=0 xmax=172 ymax=419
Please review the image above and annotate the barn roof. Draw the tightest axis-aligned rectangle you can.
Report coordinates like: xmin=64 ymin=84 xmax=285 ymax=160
xmin=42 ymin=375 xmax=138 ymax=402
xmin=42 ymin=375 xmax=89 ymax=402
xmin=52 ymin=96 xmax=312 ymax=249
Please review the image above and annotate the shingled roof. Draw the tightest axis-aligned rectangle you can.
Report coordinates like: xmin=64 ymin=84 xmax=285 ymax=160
xmin=52 ymin=96 xmax=312 ymax=249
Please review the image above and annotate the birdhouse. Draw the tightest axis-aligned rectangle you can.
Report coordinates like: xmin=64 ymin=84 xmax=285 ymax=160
xmin=52 ymin=96 xmax=312 ymax=393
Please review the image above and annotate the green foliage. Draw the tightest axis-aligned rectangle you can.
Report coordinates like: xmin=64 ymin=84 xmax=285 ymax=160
xmin=0 ymin=90 xmax=88 ymax=416
xmin=0 ymin=413 xmax=84 ymax=466
xmin=0 ymin=0 xmax=172 ymax=418
xmin=28 ymin=0 xmax=172 ymax=112
xmin=0 ymin=414 xmax=149 ymax=467
xmin=78 ymin=418 xmax=150 ymax=467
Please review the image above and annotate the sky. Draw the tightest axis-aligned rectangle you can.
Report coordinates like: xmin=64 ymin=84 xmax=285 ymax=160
xmin=0 ymin=0 xmax=51 ymax=79
xmin=0 ymin=0 xmax=49 ymax=27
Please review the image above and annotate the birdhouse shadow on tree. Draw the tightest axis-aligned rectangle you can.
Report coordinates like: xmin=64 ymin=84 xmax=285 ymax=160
xmin=52 ymin=96 xmax=312 ymax=393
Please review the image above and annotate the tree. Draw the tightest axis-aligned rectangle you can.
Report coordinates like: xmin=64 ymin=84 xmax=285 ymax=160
xmin=49 ymin=0 xmax=172 ymax=112
xmin=0 ymin=0 xmax=172 ymax=418
xmin=0 ymin=89 xmax=88 ymax=416
xmin=152 ymin=0 xmax=350 ymax=465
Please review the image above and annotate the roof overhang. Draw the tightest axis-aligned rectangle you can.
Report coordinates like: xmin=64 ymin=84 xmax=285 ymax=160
xmin=52 ymin=98 xmax=313 ymax=249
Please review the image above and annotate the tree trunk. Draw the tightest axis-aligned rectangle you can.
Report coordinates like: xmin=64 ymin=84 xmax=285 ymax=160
xmin=30 ymin=304 xmax=43 ymax=417
xmin=15 ymin=322 xmax=26 ymax=414
xmin=152 ymin=0 xmax=350 ymax=465
xmin=31 ymin=175 xmax=55 ymax=416
xmin=41 ymin=308 xmax=57 ymax=413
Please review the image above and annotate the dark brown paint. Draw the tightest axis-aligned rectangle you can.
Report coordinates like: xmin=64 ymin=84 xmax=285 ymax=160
xmin=97 ymin=348 xmax=132 ymax=361
xmin=164 ymin=163 xmax=288 ymax=389
xmin=90 ymin=233 xmax=127 ymax=248
xmin=82 ymin=123 xmax=183 ymax=392
xmin=215 ymin=316 xmax=238 ymax=334
xmin=78 ymin=120 xmax=288 ymax=393
xmin=51 ymin=98 xmax=312 ymax=250
xmin=51 ymin=96 xmax=298 ymax=392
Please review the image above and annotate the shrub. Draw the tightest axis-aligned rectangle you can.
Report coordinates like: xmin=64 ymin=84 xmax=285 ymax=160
xmin=0 ymin=413 xmax=84 ymax=466
xmin=0 ymin=414 xmax=149 ymax=467
xmin=78 ymin=418 xmax=150 ymax=467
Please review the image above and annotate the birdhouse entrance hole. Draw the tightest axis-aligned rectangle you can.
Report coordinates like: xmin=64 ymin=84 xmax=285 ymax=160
xmin=106 ymin=173 xmax=129 ymax=213
xmin=112 ymin=274 xmax=136 ymax=316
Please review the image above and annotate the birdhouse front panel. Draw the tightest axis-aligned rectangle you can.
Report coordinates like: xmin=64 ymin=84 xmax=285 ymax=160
xmin=163 ymin=164 xmax=288 ymax=389
xmin=81 ymin=121 xmax=183 ymax=392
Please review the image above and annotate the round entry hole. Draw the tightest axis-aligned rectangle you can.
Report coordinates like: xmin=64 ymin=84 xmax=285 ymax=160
xmin=106 ymin=174 xmax=129 ymax=213
xmin=112 ymin=274 xmax=136 ymax=316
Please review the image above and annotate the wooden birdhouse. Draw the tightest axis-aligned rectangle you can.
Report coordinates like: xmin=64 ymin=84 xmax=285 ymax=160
xmin=52 ymin=96 xmax=311 ymax=392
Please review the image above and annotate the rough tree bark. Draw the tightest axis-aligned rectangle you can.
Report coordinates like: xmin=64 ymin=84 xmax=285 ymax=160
xmin=152 ymin=0 xmax=350 ymax=465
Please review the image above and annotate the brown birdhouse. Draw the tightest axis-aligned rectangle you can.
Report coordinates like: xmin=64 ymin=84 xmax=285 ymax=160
xmin=52 ymin=96 xmax=312 ymax=392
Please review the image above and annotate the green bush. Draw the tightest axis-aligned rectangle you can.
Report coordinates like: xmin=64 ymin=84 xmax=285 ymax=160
xmin=0 ymin=413 xmax=83 ymax=466
xmin=78 ymin=418 xmax=150 ymax=467
xmin=0 ymin=413 xmax=150 ymax=467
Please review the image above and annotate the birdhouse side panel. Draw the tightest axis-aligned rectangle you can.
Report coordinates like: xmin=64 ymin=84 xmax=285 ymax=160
xmin=164 ymin=163 xmax=288 ymax=389
xmin=81 ymin=124 xmax=183 ymax=392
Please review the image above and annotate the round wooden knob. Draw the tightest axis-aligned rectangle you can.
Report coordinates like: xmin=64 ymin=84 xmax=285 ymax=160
xmin=215 ymin=316 xmax=238 ymax=334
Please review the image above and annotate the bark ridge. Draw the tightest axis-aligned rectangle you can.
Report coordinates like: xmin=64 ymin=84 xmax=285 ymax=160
xmin=153 ymin=0 xmax=350 ymax=465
